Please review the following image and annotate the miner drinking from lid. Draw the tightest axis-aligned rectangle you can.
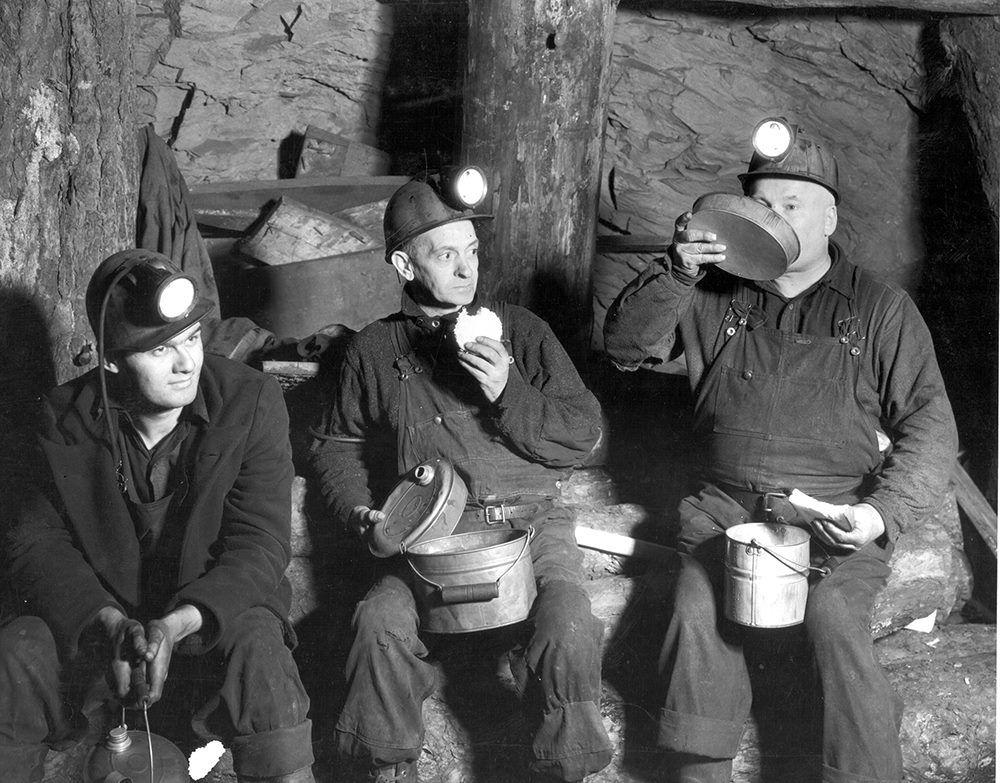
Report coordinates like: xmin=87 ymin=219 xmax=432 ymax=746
xmin=603 ymin=119 xmax=957 ymax=783
xmin=309 ymin=169 xmax=613 ymax=783
xmin=0 ymin=250 xmax=314 ymax=783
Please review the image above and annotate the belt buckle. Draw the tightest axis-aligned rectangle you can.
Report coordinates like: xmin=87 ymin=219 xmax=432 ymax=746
xmin=760 ymin=492 xmax=790 ymax=524
xmin=483 ymin=504 xmax=508 ymax=525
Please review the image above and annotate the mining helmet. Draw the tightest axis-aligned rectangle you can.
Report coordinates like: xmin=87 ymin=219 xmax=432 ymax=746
xmin=383 ymin=166 xmax=493 ymax=261
xmin=86 ymin=248 xmax=213 ymax=354
xmin=738 ymin=117 xmax=840 ymax=204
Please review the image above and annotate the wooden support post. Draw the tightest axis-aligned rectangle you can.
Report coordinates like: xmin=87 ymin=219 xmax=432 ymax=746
xmin=952 ymin=460 xmax=998 ymax=556
xmin=463 ymin=0 xmax=619 ymax=353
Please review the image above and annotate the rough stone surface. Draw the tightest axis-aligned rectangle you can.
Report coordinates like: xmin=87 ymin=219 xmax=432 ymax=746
xmin=136 ymin=0 xmax=394 ymax=183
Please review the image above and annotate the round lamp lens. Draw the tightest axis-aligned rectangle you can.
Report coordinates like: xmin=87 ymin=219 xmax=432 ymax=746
xmin=454 ymin=167 xmax=487 ymax=208
xmin=158 ymin=277 xmax=196 ymax=320
xmin=752 ymin=120 xmax=793 ymax=159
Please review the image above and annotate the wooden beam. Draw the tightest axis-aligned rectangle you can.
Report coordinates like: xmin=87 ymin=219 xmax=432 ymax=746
xmin=673 ymin=0 xmax=1000 ymax=14
xmin=464 ymin=0 xmax=619 ymax=354
xmin=952 ymin=460 xmax=998 ymax=556
xmin=597 ymin=234 xmax=671 ymax=254
xmin=188 ymin=175 xmax=408 ymax=233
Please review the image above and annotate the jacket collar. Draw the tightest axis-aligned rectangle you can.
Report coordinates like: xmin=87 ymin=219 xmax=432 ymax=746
xmin=400 ymin=286 xmax=481 ymax=334
xmin=90 ymin=373 xmax=211 ymax=430
xmin=822 ymin=242 xmax=854 ymax=298
xmin=755 ymin=241 xmax=853 ymax=300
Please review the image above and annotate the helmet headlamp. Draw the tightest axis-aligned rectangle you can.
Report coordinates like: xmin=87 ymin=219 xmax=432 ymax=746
xmin=154 ymin=274 xmax=198 ymax=321
xmin=751 ymin=117 xmax=795 ymax=161
xmin=740 ymin=116 xmax=840 ymax=204
xmin=444 ymin=165 xmax=489 ymax=209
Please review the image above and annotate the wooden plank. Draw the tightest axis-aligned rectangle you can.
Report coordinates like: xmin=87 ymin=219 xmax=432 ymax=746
xmin=295 ymin=124 xmax=390 ymax=178
xmin=675 ymin=0 xmax=1000 ymax=13
xmin=597 ymin=234 xmax=671 ymax=254
xmin=189 ymin=175 xmax=408 ymax=233
xmin=952 ymin=460 xmax=998 ymax=556
xmin=575 ymin=525 xmax=676 ymax=562
xmin=237 ymin=195 xmax=377 ymax=265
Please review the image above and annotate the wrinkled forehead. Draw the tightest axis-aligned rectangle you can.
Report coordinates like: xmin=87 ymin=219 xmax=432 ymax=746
xmin=415 ymin=219 xmax=479 ymax=254
xmin=747 ymin=176 xmax=835 ymax=206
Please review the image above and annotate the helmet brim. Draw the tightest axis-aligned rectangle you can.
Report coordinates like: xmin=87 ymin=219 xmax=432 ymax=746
xmin=385 ymin=212 xmax=493 ymax=260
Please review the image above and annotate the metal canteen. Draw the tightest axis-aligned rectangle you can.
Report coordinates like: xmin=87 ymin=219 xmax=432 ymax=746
xmin=687 ymin=192 xmax=800 ymax=281
xmin=369 ymin=458 xmax=468 ymax=558
xmin=86 ymin=724 xmax=188 ymax=783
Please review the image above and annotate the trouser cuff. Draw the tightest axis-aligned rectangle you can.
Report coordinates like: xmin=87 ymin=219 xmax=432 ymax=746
xmin=530 ymin=700 xmax=613 ymax=781
xmin=822 ymin=763 xmax=902 ymax=783
xmin=0 ymin=743 xmax=48 ymax=783
xmin=657 ymin=708 xmax=743 ymax=759
xmin=333 ymin=725 xmax=421 ymax=767
xmin=232 ymin=719 xmax=314 ymax=778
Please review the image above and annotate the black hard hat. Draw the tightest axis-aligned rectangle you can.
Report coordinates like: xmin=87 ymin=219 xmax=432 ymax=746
xmin=739 ymin=124 xmax=840 ymax=204
xmin=86 ymin=249 xmax=213 ymax=353
xmin=383 ymin=179 xmax=492 ymax=261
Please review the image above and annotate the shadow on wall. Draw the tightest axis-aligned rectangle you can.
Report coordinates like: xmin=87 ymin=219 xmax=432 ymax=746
xmin=914 ymin=23 xmax=998 ymax=615
xmin=375 ymin=1 xmax=466 ymax=175
xmin=0 ymin=289 xmax=56 ymax=486
xmin=278 ymin=131 xmax=305 ymax=180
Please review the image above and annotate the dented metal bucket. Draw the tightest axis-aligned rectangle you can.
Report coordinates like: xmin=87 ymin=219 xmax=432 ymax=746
xmin=406 ymin=528 xmax=536 ymax=634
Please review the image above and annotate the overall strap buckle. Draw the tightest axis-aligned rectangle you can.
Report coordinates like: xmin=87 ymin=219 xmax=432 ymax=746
xmin=483 ymin=503 xmax=508 ymax=525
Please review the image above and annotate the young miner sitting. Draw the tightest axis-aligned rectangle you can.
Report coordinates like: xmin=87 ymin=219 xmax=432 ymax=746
xmin=309 ymin=175 xmax=614 ymax=783
xmin=0 ymin=249 xmax=315 ymax=783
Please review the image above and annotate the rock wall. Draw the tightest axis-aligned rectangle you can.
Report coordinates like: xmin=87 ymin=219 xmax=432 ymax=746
xmin=136 ymin=0 xmax=394 ymax=182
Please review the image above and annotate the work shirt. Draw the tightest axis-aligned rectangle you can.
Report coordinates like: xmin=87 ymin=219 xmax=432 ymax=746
xmin=603 ymin=244 xmax=958 ymax=543
xmin=310 ymin=289 xmax=603 ymax=527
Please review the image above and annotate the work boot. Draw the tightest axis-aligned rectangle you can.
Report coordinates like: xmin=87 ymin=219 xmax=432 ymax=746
xmin=239 ymin=765 xmax=316 ymax=783
xmin=370 ymin=760 xmax=418 ymax=782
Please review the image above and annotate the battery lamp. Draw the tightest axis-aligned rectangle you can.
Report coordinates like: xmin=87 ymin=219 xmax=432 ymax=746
xmin=751 ymin=118 xmax=795 ymax=160
xmin=154 ymin=274 xmax=198 ymax=321
xmin=432 ymin=165 xmax=489 ymax=210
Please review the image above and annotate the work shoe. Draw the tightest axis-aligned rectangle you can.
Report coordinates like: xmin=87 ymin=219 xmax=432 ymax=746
xmin=370 ymin=760 xmax=418 ymax=783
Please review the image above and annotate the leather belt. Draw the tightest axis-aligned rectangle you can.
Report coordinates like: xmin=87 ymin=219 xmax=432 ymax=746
xmin=460 ymin=500 xmax=553 ymax=526
xmin=718 ymin=485 xmax=806 ymax=526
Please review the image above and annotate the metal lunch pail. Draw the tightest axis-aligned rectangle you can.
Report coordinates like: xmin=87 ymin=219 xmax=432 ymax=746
xmin=724 ymin=522 xmax=810 ymax=628
xmin=405 ymin=527 xmax=537 ymax=634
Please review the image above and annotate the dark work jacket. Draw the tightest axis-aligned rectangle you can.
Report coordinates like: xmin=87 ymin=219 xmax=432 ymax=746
xmin=310 ymin=290 xmax=603 ymax=528
xmin=4 ymin=354 xmax=294 ymax=659
xmin=603 ymin=245 xmax=958 ymax=544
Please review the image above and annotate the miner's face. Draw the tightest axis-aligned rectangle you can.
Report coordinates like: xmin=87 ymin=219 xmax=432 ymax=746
xmin=106 ymin=321 xmax=204 ymax=414
xmin=391 ymin=220 xmax=479 ymax=316
xmin=748 ymin=177 xmax=837 ymax=273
